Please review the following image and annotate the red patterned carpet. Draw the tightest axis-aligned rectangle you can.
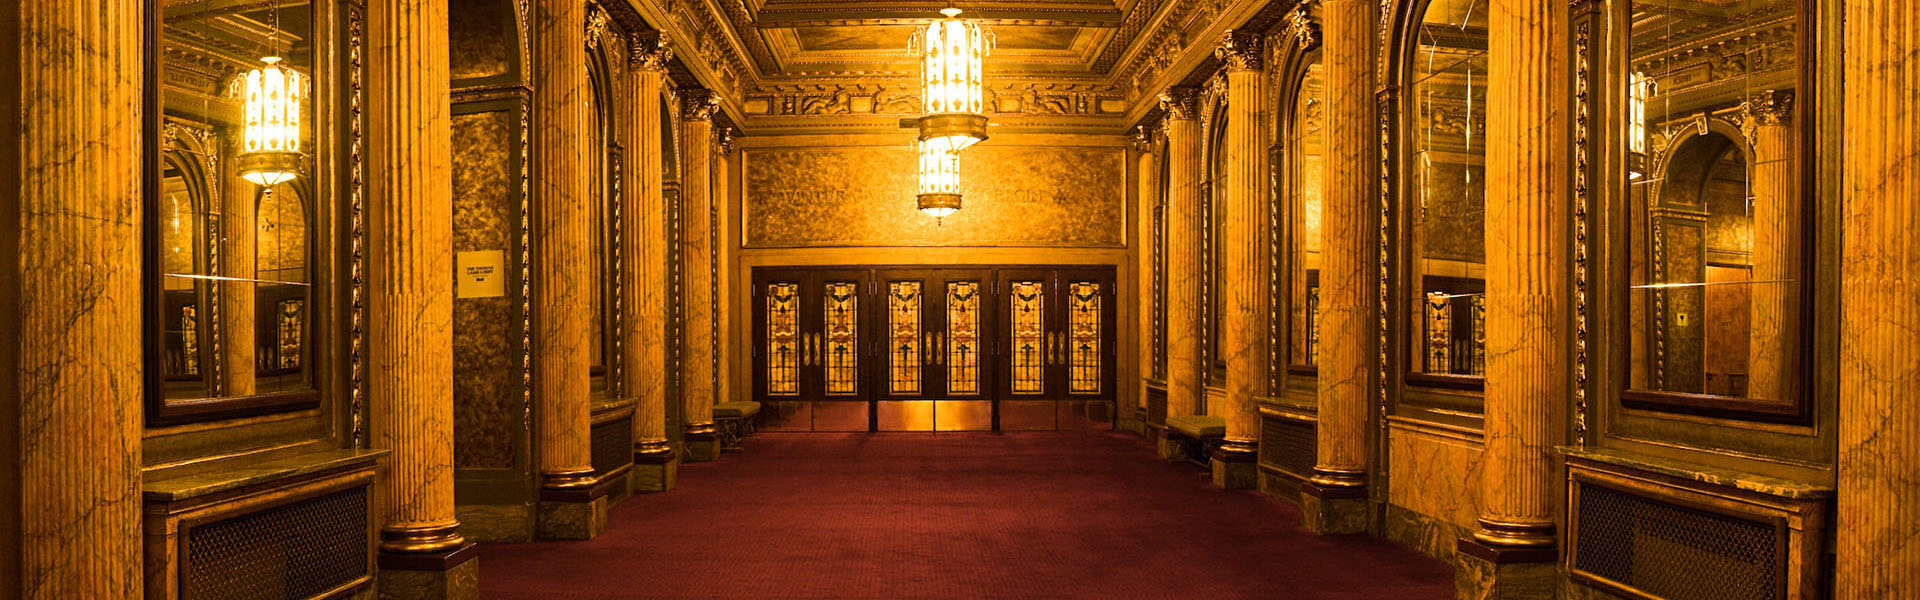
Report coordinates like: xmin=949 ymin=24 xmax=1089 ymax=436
xmin=478 ymin=431 xmax=1454 ymax=599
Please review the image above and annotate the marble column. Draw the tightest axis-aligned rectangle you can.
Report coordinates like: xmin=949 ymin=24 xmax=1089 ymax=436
xmin=532 ymin=0 xmax=603 ymax=540
xmin=1743 ymin=91 xmax=1797 ymax=406
xmin=366 ymin=0 xmax=477 ymax=594
xmin=1214 ymin=31 xmax=1270 ymax=490
xmin=713 ymin=127 xmax=734 ymax=411
xmin=1131 ymin=126 xmax=1157 ymax=434
xmin=219 ymin=154 xmax=257 ymax=397
xmin=624 ymin=36 xmax=677 ymax=493
xmin=5 ymin=2 xmax=143 ymax=596
xmin=1839 ymin=2 xmax=1920 ymax=596
xmin=1303 ymin=0 xmax=1375 ymax=535
xmin=1459 ymin=0 xmax=1567 ymax=596
xmin=679 ymin=92 xmax=720 ymax=462
xmin=1158 ymin=86 xmax=1204 ymax=460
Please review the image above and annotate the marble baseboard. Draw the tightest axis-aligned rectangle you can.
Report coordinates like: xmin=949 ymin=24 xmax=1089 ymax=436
xmin=455 ymin=503 xmax=533 ymax=543
xmin=536 ymin=496 xmax=607 ymax=540
xmin=1155 ymin=436 xmax=1185 ymax=460
xmin=1455 ymin=553 xmax=1560 ymax=600
xmin=684 ymin=437 xmax=720 ymax=462
xmin=1384 ymin=504 xmax=1473 ymax=563
xmin=1211 ymin=458 xmax=1257 ymax=490
xmin=1257 ymin=471 xmax=1304 ymax=508
xmin=1300 ymin=489 xmax=1369 ymax=535
xmin=630 ymin=458 xmax=678 ymax=493
xmin=378 ymin=558 xmax=479 ymax=600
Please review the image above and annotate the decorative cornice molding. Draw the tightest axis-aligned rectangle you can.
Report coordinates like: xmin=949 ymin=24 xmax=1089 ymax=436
xmin=1158 ymin=86 xmax=1201 ymax=121
xmin=1215 ymin=31 xmax=1265 ymax=72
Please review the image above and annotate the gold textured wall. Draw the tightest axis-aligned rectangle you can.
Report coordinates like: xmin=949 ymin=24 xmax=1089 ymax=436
xmin=743 ymin=144 xmax=1126 ymax=248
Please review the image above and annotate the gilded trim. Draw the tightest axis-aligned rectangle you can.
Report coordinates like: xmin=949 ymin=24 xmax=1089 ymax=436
xmin=348 ymin=3 xmax=367 ymax=446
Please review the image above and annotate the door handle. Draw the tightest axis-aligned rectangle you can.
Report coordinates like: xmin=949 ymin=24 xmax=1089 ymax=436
xmin=938 ymin=333 xmax=947 ymax=367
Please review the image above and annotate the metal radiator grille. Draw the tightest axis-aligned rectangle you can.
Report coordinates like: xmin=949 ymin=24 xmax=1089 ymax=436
xmin=592 ymin=414 xmax=634 ymax=476
xmin=1573 ymin=483 xmax=1782 ymax=600
xmin=183 ymin=486 xmax=368 ymax=600
xmin=1146 ymin=386 xmax=1167 ymax=426
xmin=1258 ymin=415 xmax=1316 ymax=478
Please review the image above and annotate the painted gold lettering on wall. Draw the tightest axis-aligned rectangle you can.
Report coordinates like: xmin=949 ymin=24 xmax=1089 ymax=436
xmin=744 ymin=146 xmax=1125 ymax=247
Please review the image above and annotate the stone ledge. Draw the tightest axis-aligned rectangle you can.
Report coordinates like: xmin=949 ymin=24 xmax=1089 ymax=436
xmin=143 ymin=448 xmax=389 ymax=503
xmin=1558 ymin=446 xmax=1833 ymax=500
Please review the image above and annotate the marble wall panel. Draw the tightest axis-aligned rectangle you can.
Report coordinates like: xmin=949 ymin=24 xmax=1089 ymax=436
xmin=743 ymin=145 xmax=1126 ymax=248
xmin=450 ymin=0 xmax=517 ymax=82
xmin=452 ymin=109 xmax=521 ymax=469
xmin=1388 ymin=421 xmax=1486 ymax=534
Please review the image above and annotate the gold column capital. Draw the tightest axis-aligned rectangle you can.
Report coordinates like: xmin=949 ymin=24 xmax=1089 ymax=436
xmin=1743 ymin=89 xmax=1795 ymax=127
xmin=1215 ymin=30 xmax=1265 ymax=72
xmin=1129 ymin=125 xmax=1154 ymax=154
xmin=1283 ymin=3 xmax=1322 ymax=53
xmin=715 ymin=126 xmax=735 ymax=156
xmin=1158 ymin=86 xmax=1201 ymax=121
xmin=681 ymin=90 xmax=720 ymax=121
xmin=630 ymin=32 xmax=674 ymax=71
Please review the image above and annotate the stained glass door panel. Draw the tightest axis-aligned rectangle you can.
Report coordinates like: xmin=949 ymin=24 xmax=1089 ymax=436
xmin=822 ymin=280 xmax=861 ymax=397
xmin=764 ymin=281 xmax=801 ymax=397
xmin=1067 ymin=281 xmax=1102 ymax=394
xmin=1008 ymin=279 xmax=1048 ymax=396
xmin=943 ymin=280 xmax=983 ymax=396
xmin=885 ymin=280 xmax=924 ymax=396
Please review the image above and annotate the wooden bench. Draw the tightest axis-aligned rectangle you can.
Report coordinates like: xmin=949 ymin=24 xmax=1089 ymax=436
xmin=1162 ymin=415 xmax=1226 ymax=467
xmin=713 ymin=401 xmax=763 ymax=450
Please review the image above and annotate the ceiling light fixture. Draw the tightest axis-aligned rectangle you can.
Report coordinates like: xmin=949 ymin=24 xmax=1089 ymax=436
xmin=916 ymin=141 xmax=963 ymax=223
xmin=237 ymin=11 xmax=304 ymax=187
xmin=909 ymin=4 xmax=993 ymax=154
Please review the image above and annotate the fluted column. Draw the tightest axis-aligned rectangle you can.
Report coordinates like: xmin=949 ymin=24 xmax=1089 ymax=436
xmin=679 ymin=92 xmax=720 ymax=462
xmin=1132 ymin=126 xmax=1157 ymax=428
xmin=1743 ymin=91 xmax=1797 ymax=406
xmin=366 ymin=0 xmax=476 ymax=590
xmin=1466 ymin=0 xmax=1567 ymax=581
xmin=532 ymin=0 xmax=599 ymax=537
xmin=624 ymin=37 xmax=677 ymax=490
xmin=1160 ymin=87 xmax=1204 ymax=434
xmin=219 ymin=154 xmax=257 ymax=397
xmin=1839 ymin=2 xmax=1920 ymax=596
xmin=1214 ymin=32 xmax=1270 ymax=488
xmin=713 ymin=127 xmax=734 ymax=410
xmin=6 ymin=2 xmax=143 ymax=596
xmin=1307 ymin=0 xmax=1376 ymax=524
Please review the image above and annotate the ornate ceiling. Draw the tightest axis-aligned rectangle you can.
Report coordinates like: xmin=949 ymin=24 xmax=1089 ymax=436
xmin=742 ymin=0 xmax=1132 ymax=78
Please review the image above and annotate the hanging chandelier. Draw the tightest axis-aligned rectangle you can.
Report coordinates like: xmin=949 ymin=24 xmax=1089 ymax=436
xmin=909 ymin=5 xmax=993 ymax=153
xmin=237 ymin=56 xmax=305 ymax=187
xmin=916 ymin=141 xmax=963 ymax=222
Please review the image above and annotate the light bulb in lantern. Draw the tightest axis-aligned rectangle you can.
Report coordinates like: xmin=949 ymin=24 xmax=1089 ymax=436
xmin=916 ymin=141 xmax=963 ymax=222
xmin=910 ymin=7 xmax=993 ymax=153
xmin=238 ymin=56 xmax=305 ymax=187
xmin=1628 ymin=72 xmax=1654 ymax=181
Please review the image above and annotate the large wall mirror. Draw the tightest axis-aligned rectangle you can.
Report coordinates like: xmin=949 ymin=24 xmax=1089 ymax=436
xmin=147 ymin=0 xmax=321 ymax=425
xmin=1621 ymin=0 xmax=1810 ymax=422
xmin=1402 ymin=0 xmax=1489 ymax=393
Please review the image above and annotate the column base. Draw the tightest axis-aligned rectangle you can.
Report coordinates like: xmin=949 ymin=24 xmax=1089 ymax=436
xmin=376 ymin=543 xmax=479 ymax=600
xmin=1209 ymin=441 xmax=1258 ymax=489
xmin=631 ymin=446 xmax=680 ymax=493
xmin=1299 ymin=481 xmax=1370 ymax=535
xmin=1454 ymin=537 xmax=1559 ymax=600
xmin=684 ymin=424 xmax=720 ymax=462
xmin=536 ymin=487 xmax=608 ymax=540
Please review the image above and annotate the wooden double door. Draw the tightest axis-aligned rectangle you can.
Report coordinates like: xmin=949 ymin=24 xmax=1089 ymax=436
xmin=751 ymin=265 xmax=1116 ymax=432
